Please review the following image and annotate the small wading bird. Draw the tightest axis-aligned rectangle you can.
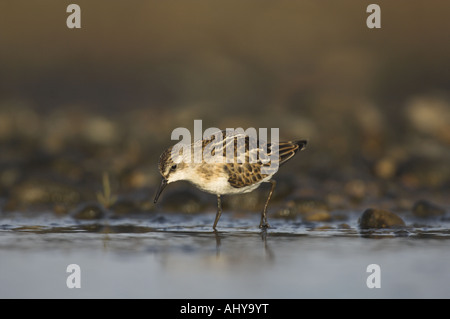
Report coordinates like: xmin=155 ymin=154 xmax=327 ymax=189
xmin=154 ymin=130 xmax=307 ymax=230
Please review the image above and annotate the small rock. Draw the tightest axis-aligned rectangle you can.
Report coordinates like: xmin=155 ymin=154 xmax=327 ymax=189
xmin=405 ymin=96 xmax=450 ymax=142
xmin=290 ymin=197 xmax=329 ymax=215
xmin=412 ymin=199 xmax=445 ymax=218
xmin=312 ymin=225 xmax=334 ymax=231
xmin=71 ymin=202 xmax=108 ymax=220
xmin=374 ymin=157 xmax=397 ymax=179
xmin=302 ymin=210 xmax=332 ymax=222
xmin=344 ymin=179 xmax=366 ymax=201
xmin=83 ymin=116 xmax=119 ymax=145
xmin=359 ymin=208 xmax=405 ymax=229
xmin=275 ymin=197 xmax=331 ymax=221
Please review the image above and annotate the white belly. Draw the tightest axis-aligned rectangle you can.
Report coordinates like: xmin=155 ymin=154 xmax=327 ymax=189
xmin=190 ymin=174 xmax=270 ymax=195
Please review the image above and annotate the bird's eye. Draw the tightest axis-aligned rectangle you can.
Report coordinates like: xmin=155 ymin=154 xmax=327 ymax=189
xmin=171 ymin=164 xmax=177 ymax=171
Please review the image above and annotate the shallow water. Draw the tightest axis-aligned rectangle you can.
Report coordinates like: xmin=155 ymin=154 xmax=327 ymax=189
xmin=1 ymin=212 xmax=450 ymax=298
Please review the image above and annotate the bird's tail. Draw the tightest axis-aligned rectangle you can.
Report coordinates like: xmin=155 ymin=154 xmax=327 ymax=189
xmin=278 ymin=139 xmax=307 ymax=166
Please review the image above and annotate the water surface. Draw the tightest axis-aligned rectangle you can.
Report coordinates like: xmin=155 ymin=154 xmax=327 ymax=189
xmin=1 ymin=212 xmax=449 ymax=298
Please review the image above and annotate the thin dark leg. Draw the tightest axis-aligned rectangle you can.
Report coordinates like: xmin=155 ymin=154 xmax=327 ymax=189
xmin=260 ymin=180 xmax=276 ymax=228
xmin=213 ymin=195 xmax=222 ymax=230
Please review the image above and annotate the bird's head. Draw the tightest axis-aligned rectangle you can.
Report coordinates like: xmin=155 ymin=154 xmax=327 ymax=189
xmin=154 ymin=147 xmax=190 ymax=203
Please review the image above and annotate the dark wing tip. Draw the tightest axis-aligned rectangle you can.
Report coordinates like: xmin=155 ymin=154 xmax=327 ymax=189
xmin=293 ymin=139 xmax=308 ymax=151
xmin=277 ymin=139 xmax=307 ymax=166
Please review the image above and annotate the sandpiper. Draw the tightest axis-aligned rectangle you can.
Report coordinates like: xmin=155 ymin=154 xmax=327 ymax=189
xmin=154 ymin=130 xmax=307 ymax=229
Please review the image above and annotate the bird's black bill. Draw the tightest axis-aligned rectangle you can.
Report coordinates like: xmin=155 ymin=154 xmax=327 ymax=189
xmin=154 ymin=178 xmax=168 ymax=204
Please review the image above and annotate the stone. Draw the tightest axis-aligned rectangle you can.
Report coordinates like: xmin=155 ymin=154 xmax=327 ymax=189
xmin=70 ymin=202 xmax=108 ymax=220
xmin=412 ymin=199 xmax=445 ymax=218
xmin=359 ymin=208 xmax=405 ymax=229
xmin=275 ymin=197 xmax=330 ymax=220
xmin=302 ymin=210 xmax=332 ymax=222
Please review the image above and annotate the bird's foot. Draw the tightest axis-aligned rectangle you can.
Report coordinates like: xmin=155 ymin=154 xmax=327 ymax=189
xmin=259 ymin=222 xmax=270 ymax=229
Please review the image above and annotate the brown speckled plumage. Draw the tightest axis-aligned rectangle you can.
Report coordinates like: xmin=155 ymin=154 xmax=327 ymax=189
xmin=222 ymin=139 xmax=306 ymax=188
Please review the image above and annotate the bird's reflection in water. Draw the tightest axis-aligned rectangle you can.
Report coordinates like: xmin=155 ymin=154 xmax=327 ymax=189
xmin=213 ymin=229 xmax=222 ymax=257
xmin=260 ymin=229 xmax=275 ymax=261
xmin=212 ymin=228 xmax=275 ymax=261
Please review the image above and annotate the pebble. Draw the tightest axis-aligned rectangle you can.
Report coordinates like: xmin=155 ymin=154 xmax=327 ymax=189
xmin=70 ymin=202 xmax=109 ymax=220
xmin=302 ymin=210 xmax=332 ymax=222
xmin=275 ymin=197 xmax=331 ymax=222
xmin=374 ymin=157 xmax=397 ymax=179
xmin=344 ymin=179 xmax=367 ymax=201
xmin=405 ymin=96 xmax=450 ymax=143
xmin=359 ymin=208 xmax=405 ymax=229
xmin=291 ymin=197 xmax=329 ymax=214
xmin=412 ymin=199 xmax=445 ymax=218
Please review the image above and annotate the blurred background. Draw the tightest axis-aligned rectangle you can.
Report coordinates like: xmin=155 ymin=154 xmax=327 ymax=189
xmin=0 ymin=0 xmax=449 ymax=216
